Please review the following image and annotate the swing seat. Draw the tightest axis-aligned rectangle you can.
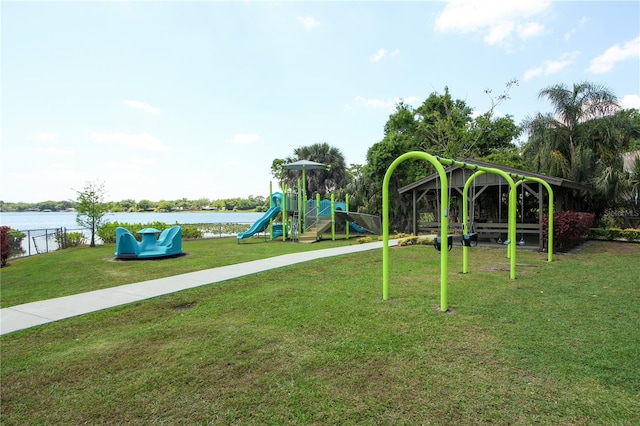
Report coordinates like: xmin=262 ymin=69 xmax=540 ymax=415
xmin=434 ymin=235 xmax=453 ymax=252
xmin=461 ymin=232 xmax=478 ymax=247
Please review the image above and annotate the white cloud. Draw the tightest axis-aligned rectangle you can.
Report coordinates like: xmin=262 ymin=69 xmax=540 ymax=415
xmin=50 ymin=162 xmax=73 ymax=170
xmin=587 ymin=36 xmax=640 ymax=74
xmin=517 ymin=22 xmax=544 ymax=40
xmin=564 ymin=16 xmax=589 ymax=41
xmin=354 ymin=95 xmax=419 ymax=109
xmin=297 ymin=16 xmax=320 ymax=30
xmin=370 ymin=48 xmax=388 ymax=63
xmin=39 ymin=146 xmax=74 ymax=156
xmin=620 ymin=94 xmax=640 ymax=110
xmin=485 ymin=22 xmax=514 ymax=45
xmin=234 ymin=133 xmax=260 ymax=144
xmin=370 ymin=48 xmax=400 ymax=62
xmin=91 ymin=132 xmax=170 ymax=152
xmin=36 ymin=132 xmax=57 ymax=143
xmin=33 ymin=132 xmax=73 ymax=154
xmin=564 ymin=30 xmax=574 ymax=42
xmin=435 ymin=0 xmax=550 ymax=46
xmin=106 ymin=158 xmax=156 ymax=171
xmin=123 ymin=100 xmax=160 ymax=114
xmin=523 ymin=51 xmax=580 ymax=81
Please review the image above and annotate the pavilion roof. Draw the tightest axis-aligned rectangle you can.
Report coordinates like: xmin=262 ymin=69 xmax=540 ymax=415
xmin=398 ymin=158 xmax=594 ymax=194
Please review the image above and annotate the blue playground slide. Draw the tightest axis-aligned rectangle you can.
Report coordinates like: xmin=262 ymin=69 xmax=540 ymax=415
xmin=334 ymin=202 xmax=369 ymax=233
xmin=237 ymin=193 xmax=282 ymax=240
xmin=348 ymin=221 xmax=368 ymax=233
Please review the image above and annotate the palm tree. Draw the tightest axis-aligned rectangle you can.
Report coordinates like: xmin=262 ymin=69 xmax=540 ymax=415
xmin=522 ymin=81 xmax=620 ymax=183
xmin=283 ymin=142 xmax=347 ymax=198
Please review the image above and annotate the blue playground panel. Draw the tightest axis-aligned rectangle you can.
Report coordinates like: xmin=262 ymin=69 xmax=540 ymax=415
xmin=114 ymin=226 xmax=183 ymax=259
xmin=308 ymin=199 xmax=370 ymax=233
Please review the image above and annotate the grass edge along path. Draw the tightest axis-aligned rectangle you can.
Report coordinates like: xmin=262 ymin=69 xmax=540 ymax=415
xmin=1 ymin=241 xmax=639 ymax=424
xmin=0 ymin=236 xmax=364 ymax=308
xmin=0 ymin=239 xmax=399 ymax=335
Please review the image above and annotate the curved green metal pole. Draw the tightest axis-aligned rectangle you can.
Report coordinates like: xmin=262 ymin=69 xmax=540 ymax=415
xmin=345 ymin=194 xmax=350 ymax=240
xmin=269 ymin=182 xmax=274 ymax=240
xmin=437 ymin=158 xmax=518 ymax=279
xmin=462 ymin=170 xmax=485 ymax=273
xmin=501 ymin=171 xmax=518 ymax=278
xmin=513 ymin=177 xmax=554 ymax=262
xmin=331 ymin=194 xmax=336 ymax=241
xmin=282 ymin=183 xmax=288 ymax=241
xmin=297 ymin=178 xmax=302 ymax=237
xmin=302 ymin=166 xmax=307 ymax=231
xmin=383 ymin=152 xmax=449 ymax=311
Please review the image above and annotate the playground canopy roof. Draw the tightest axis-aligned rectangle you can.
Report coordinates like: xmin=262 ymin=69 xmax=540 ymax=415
xmin=282 ymin=160 xmax=329 ymax=170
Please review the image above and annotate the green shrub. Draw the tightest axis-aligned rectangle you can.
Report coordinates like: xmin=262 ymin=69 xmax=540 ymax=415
xmin=590 ymin=227 xmax=640 ymax=241
xmin=621 ymin=228 xmax=640 ymax=241
xmin=397 ymin=235 xmax=434 ymax=246
xmin=589 ymin=228 xmax=608 ymax=239
xmin=98 ymin=221 xmax=238 ymax=243
xmin=398 ymin=236 xmax=419 ymax=246
xmin=66 ymin=232 xmax=87 ymax=247
xmin=418 ymin=236 xmax=434 ymax=245
xmin=180 ymin=225 xmax=203 ymax=239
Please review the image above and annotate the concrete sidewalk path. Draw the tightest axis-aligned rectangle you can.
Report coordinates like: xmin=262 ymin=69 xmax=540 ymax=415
xmin=1 ymin=240 xmax=398 ymax=336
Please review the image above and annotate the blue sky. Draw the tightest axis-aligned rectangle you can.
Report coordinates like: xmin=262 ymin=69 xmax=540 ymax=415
xmin=2 ymin=0 xmax=639 ymax=203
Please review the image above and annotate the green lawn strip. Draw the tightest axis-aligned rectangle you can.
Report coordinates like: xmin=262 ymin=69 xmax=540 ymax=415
xmin=0 ymin=236 xmax=358 ymax=307
xmin=1 ymin=242 xmax=638 ymax=424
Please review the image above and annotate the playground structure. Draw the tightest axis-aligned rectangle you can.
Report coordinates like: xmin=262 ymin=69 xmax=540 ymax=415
xmin=237 ymin=187 xmax=380 ymax=243
xmin=238 ymin=166 xmax=381 ymax=244
xmin=382 ymin=152 xmax=554 ymax=312
xmin=114 ymin=226 xmax=183 ymax=259
xmin=297 ymin=195 xmax=381 ymax=242
xmin=237 ymin=158 xmax=380 ymax=243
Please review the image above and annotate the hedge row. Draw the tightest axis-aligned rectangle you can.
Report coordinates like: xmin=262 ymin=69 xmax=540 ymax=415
xmin=589 ymin=227 xmax=640 ymax=241
xmin=97 ymin=222 xmax=251 ymax=244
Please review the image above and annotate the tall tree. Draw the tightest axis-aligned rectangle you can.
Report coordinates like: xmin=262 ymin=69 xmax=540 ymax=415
xmin=363 ymin=85 xmax=520 ymax=231
xmin=519 ymin=82 xmax=640 ymax=216
xmin=279 ymin=143 xmax=348 ymax=198
xmin=521 ymin=81 xmax=620 ymax=183
xmin=414 ymin=87 xmax=474 ymax=158
xmin=74 ymin=181 xmax=109 ymax=247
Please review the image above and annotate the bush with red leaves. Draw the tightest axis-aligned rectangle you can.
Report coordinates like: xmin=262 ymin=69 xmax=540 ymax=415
xmin=543 ymin=211 xmax=595 ymax=252
xmin=1 ymin=226 xmax=12 ymax=267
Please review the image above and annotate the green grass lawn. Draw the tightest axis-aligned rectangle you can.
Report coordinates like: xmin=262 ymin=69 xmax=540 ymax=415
xmin=0 ymin=236 xmax=359 ymax=308
xmin=1 ymin=239 xmax=639 ymax=424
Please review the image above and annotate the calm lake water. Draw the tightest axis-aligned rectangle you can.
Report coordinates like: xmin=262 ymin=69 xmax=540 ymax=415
xmin=0 ymin=211 xmax=265 ymax=231
xmin=1 ymin=211 xmax=268 ymax=257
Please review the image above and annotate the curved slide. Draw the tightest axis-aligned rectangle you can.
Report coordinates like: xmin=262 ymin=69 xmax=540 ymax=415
xmin=349 ymin=221 xmax=368 ymax=233
xmin=237 ymin=193 xmax=282 ymax=240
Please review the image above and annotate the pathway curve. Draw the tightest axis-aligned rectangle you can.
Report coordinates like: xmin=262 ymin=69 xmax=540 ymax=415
xmin=1 ymin=240 xmax=398 ymax=335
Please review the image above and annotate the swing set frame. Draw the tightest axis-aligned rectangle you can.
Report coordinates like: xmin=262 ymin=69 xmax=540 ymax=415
xmin=382 ymin=151 xmax=554 ymax=312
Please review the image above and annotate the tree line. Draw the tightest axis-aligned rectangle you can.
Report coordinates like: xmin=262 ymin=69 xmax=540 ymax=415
xmin=4 ymin=80 xmax=638 ymax=234
xmin=0 ymin=196 xmax=270 ymax=213
xmin=271 ymin=80 xmax=640 ymax=231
